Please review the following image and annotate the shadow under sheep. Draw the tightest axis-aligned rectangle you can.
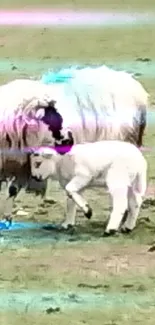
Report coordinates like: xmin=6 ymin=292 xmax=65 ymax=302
xmin=1 ymin=215 xmax=155 ymax=246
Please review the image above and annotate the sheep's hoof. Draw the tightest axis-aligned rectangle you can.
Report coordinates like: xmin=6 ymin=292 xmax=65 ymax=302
xmin=103 ymin=229 xmax=119 ymax=237
xmin=84 ymin=205 xmax=92 ymax=219
xmin=8 ymin=185 xmax=18 ymax=197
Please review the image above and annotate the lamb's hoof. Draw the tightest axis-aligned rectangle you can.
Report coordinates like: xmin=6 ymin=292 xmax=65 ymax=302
xmin=61 ymin=222 xmax=75 ymax=230
xmin=60 ymin=223 xmax=76 ymax=235
xmin=84 ymin=205 xmax=92 ymax=219
xmin=121 ymin=227 xmax=132 ymax=234
xmin=66 ymin=224 xmax=75 ymax=230
xmin=103 ymin=229 xmax=119 ymax=237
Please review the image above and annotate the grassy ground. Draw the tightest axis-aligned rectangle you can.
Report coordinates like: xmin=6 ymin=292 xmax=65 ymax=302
xmin=0 ymin=0 xmax=155 ymax=10
xmin=1 ymin=0 xmax=155 ymax=324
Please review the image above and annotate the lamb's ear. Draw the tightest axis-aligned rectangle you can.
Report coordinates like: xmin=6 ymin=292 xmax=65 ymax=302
xmin=35 ymin=108 xmax=45 ymax=119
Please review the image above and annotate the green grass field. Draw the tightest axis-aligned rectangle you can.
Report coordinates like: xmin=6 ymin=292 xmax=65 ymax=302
xmin=1 ymin=0 xmax=155 ymax=324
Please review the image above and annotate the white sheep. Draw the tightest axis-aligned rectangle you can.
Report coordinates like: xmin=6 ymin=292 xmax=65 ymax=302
xmin=30 ymin=140 xmax=147 ymax=235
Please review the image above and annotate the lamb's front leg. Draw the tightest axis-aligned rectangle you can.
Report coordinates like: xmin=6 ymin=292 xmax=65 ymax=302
xmin=121 ymin=188 xmax=143 ymax=232
xmin=65 ymin=175 xmax=92 ymax=221
xmin=61 ymin=197 xmax=77 ymax=229
xmin=43 ymin=178 xmax=57 ymax=204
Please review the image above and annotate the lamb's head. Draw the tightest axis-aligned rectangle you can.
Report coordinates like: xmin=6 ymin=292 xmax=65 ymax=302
xmin=30 ymin=147 xmax=58 ymax=181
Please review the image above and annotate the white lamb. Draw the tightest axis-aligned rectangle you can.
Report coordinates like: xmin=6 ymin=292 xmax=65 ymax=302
xmin=30 ymin=140 xmax=147 ymax=235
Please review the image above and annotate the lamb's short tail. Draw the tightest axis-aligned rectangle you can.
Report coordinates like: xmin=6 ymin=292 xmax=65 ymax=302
xmin=135 ymin=158 xmax=147 ymax=196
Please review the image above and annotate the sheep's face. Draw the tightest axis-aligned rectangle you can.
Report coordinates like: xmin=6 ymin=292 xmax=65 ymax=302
xmin=30 ymin=148 xmax=57 ymax=181
xmin=35 ymin=101 xmax=74 ymax=154
xmin=25 ymin=120 xmax=55 ymax=150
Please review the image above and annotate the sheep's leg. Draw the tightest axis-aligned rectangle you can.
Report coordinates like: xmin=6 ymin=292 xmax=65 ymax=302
xmin=65 ymin=175 xmax=92 ymax=220
xmin=1 ymin=178 xmax=15 ymax=222
xmin=26 ymin=177 xmax=56 ymax=204
xmin=0 ymin=179 xmax=9 ymax=216
xmin=61 ymin=197 xmax=77 ymax=229
xmin=121 ymin=188 xmax=143 ymax=232
xmin=3 ymin=178 xmax=22 ymax=225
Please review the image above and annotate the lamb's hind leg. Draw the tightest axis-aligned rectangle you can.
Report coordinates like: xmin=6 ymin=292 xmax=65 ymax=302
xmin=121 ymin=188 xmax=143 ymax=232
xmin=104 ymin=186 xmax=128 ymax=236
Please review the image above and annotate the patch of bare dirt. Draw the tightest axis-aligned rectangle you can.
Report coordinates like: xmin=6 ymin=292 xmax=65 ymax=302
xmin=0 ymin=243 xmax=154 ymax=290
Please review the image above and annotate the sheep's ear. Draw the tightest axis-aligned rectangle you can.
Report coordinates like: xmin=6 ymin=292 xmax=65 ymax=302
xmin=35 ymin=108 xmax=45 ymax=119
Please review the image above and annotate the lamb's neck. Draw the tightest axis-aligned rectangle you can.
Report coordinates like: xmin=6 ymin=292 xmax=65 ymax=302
xmin=55 ymin=154 xmax=63 ymax=171
xmin=56 ymin=153 xmax=74 ymax=181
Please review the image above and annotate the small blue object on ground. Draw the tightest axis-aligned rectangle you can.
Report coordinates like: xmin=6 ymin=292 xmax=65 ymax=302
xmin=0 ymin=220 xmax=61 ymax=231
xmin=0 ymin=221 xmax=40 ymax=231
xmin=0 ymin=221 xmax=10 ymax=230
